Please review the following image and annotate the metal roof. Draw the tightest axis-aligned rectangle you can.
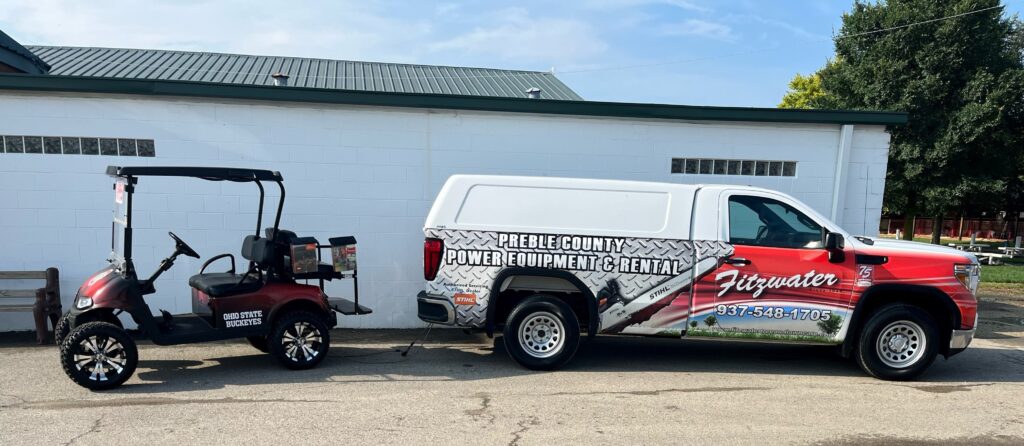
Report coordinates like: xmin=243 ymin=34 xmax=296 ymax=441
xmin=27 ymin=46 xmax=583 ymax=100
xmin=0 ymin=31 xmax=50 ymax=74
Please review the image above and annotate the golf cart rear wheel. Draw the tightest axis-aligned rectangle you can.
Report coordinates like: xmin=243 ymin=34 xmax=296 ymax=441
xmin=855 ymin=304 xmax=938 ymax=381
xmin=269 ymin=311 xmax=330 ymax=370
xmin=246 ymin=336 xmax=269 ymax=353
xmin=503 ymin=295 xmax=581 ymax=371
xmin=60 ymin=322 xmax=138 ymax=390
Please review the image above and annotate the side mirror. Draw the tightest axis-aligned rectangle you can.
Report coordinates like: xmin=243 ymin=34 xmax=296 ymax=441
xmin=825 ymin=232 xmax=845 ymax=263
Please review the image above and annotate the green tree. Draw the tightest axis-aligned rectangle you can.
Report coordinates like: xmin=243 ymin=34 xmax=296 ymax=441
xmin=779 ymin=72 xmax=828 ymax=108
xmin=817 ymin=314 xmax=844 ymax=337
xmin=689 ymin=320 xmax=698 ymax=328
xmin=801 ymin=1 xmax=1024 ymax=242
xmin=703 ymin=315 xmax=717 ymax=328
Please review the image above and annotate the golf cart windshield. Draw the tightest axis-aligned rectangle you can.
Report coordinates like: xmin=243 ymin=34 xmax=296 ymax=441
xmin=111 ymin=178 xmax=129 ymax=266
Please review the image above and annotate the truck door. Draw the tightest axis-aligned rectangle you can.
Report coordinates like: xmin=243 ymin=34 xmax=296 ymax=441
xmin=693 ymin=192 xmax=857 ymax=342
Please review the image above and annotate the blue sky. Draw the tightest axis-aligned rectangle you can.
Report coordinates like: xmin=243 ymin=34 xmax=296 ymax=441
xmin=2 ymin=0 xmax=1021 ymax=107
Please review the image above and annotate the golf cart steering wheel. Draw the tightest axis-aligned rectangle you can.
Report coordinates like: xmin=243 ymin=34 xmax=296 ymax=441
xmin=168 ymin=231 xmax=201 ymax=259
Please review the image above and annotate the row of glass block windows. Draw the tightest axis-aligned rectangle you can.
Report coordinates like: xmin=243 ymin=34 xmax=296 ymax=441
xmin=1 ymin=136 xmax=155 ymax=157
xmin=671 ymin=158 xmax=797 ymax=177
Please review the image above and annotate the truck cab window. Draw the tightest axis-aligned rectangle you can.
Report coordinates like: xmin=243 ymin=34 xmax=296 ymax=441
xmin=728 ymin=195 xmax=824 ymax=249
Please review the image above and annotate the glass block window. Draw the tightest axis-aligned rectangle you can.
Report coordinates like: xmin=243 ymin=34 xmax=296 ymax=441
xmin=1 ymin=135 xmax=155 ymax=157
xmin=671 ymin=158 xmax=797 ymax=177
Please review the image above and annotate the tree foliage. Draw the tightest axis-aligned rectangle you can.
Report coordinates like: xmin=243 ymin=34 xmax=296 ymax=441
xmin=703 ymin=315 xmax=717 ymax=328
xmin=817 ymin=314 xmax=844 ymax=336
xmin=787 ymin=1 xmax=1024 ymax=230
xmin=779 ymin=72 xmax=826 ymax=108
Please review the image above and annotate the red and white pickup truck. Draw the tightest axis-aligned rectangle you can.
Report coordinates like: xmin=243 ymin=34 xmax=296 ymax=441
xmin=417 ymin=176 xmax=979 ymax=380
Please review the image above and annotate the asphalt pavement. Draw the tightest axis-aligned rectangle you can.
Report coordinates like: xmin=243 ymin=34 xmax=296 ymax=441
xmin=1 ymin=296 xmax=1023 ymax=446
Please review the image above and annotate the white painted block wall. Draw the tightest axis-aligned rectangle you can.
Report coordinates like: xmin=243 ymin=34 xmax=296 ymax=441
xmin=0 ymin=92 xmax=891 ymax=330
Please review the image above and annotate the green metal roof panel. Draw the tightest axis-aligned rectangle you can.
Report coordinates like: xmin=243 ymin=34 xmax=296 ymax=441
xmin=27 ymin=45 xmax=583 ymax=100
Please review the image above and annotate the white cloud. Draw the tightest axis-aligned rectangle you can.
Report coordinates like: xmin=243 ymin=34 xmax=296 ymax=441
xmin=659 ymin=19 xmax=736 ymax=41
xmin=428 ymin=8 xmax=608 ymax=66
xmin=727 ymin=14 xmax=824 ymax=41
xmin=0 ymin=0 xmax=435 ymax=63
xmin=583 ymin=0 xmax=710 ymax=13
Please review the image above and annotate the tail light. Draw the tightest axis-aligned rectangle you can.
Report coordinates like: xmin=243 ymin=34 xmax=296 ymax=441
xmin=424 ymin=238 xmax=444 ymax=281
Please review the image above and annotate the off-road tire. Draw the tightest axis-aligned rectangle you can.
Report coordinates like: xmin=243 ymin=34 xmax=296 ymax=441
xmin=60 ymin=322 xmax=138 ymax=390
xmin=503 ymin=295 xmax=581 ymax=371
xmin=268 ymin=311 xmax=331 ymax=370
xmin=54 ymin=312 xmax=72 ymax=345
xmin=855 ymin=304 xmax=939 ymax=381
xmin=246 ymin=336 xmax=269 ymax=353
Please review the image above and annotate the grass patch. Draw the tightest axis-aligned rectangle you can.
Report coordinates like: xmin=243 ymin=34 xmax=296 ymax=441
xmin=982 ymin=264 xmax=1024 ymax=283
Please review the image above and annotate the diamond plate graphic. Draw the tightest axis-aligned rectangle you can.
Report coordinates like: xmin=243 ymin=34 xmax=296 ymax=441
xmin=424 ymin=228 xmax=733 ymax=330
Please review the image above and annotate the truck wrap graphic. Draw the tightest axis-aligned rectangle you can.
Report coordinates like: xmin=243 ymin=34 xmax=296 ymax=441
xmin=424 ymin=228 xmax=732 ymax=333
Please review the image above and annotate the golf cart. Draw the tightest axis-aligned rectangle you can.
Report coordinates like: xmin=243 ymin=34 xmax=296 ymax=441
xmin=58 ymin=166 xmax=369 ymax=390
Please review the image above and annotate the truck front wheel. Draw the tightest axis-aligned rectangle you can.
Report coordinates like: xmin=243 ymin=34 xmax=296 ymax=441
xmin=855 ymin=304 xmax=938 ymax=381
xmin=503 ymin=295 xmax=581 ymax=371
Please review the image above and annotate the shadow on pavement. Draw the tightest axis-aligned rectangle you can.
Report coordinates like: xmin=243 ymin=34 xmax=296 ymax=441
xmin=108 ymin=328 xmax=1024 ymax=394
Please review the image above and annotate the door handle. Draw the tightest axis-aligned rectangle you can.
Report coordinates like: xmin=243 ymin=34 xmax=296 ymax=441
xmin=723 ymin=257 xmax=751 ymax=266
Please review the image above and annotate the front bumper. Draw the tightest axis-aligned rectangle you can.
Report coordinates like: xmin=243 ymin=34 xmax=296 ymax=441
xmin=948 ymin=311 xmax=979 ymax=355
xmin=949 ymin=328 xmax=975 ymax=350
xmin=417 ymin=291 xmax=455 ymax=325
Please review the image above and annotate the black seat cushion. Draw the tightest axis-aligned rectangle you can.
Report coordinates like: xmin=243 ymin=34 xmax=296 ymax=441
xmin=242 ymin=236 xmax=276 ymax=267
xmin=189 ymin=273 xmax=262 ymax=297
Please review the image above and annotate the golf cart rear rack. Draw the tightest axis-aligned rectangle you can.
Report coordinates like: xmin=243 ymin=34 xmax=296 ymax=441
xmin=282 ymin=234 xmax=369 ymax=316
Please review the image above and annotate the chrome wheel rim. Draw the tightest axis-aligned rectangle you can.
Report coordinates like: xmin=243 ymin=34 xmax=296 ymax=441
xmin=877 ymin=321 xmax=926 ymax=368
xmin=73 ymin=335 xmax=127 ymax=382
xmin=518 ymin=312 xmax=565 ymax=359
xmin=281 ymin=322 xmax=323 ymax=362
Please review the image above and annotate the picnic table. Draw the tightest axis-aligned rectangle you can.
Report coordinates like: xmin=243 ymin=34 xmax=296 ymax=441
xmin=997 ymin=247 xmax=1024 ymax=257
xmin=948 ymin=243 xmax=985 ymax=252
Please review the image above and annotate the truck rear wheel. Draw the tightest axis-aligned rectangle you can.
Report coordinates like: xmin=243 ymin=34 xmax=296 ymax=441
xmin=503 ymin=295 xmax=580 ymax=371
xmin=855 ymin=304 xmax=938 ymax=381
xmin=60 ymin=322 xmax=138 ymax=390
xmin=268 ymin=311 xmax=330 ymax=370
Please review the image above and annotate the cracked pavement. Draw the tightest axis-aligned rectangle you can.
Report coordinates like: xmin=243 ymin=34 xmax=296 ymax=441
xmin=2 ymin=295 xmax=1024 ymax=446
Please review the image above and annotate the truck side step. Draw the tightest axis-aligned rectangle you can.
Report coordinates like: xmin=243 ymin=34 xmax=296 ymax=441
xmin=328 ymin=297 xmax=372 ymax=315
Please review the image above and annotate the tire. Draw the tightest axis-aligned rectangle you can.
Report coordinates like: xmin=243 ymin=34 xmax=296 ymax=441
xmin=855 ymin=304 xmax=939 ymax=381
xmin=503 ymin=295 xmax=581 ymax=371
xmin=54 ymin=312 xmax=72 ymax=345
xmin=268 ymin=311 xmax=330 ymax=370
xmin=246 ymin=336 xmax=269 ymax=353
xmin=60 ymin=322 xmax=138 ymax=390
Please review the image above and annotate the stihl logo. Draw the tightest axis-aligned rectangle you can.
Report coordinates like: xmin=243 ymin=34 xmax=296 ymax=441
xmin=716 ymin=269 xmax=839 ymax=298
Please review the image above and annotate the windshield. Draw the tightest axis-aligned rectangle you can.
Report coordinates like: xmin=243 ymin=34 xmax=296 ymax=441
xmin=110 ymin=178 xmax=128 ymax=266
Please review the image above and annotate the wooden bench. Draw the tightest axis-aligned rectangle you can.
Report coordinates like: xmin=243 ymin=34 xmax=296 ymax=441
xmin=0 ymin=268 xmax=62 ymax=344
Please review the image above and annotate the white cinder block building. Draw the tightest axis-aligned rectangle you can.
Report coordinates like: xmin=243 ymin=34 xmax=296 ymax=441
xmin=0 ymin=35 xmax=905 ymax=330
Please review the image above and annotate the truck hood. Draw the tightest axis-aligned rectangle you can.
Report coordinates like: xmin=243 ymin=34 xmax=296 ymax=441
xmin=861 ymin=237 xmax=978 ymax=264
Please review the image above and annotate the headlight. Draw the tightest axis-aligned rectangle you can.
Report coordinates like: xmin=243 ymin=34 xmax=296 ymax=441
xmin=954 ymin=264 xmax=980 ymax=295
xmin=75 ymin=296 xmax=93 ymax=309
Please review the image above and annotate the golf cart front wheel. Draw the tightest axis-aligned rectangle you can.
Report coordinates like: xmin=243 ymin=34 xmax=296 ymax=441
xmin=60 ymin=322 xmax=138 ymax=390
xmin=54 ymin=312 xmax=72 ymax=345
xmin=269 ymin=311 xmax=330 ymax=370
xmin=503 ymin=295 xmax=581 ymax=371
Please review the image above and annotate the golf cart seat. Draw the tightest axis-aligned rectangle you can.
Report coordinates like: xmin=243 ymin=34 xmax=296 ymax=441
xmin=188 ymin=273 xmax=262 ymax=297
xmin=189 ymin=235 xmax=274 ymax=297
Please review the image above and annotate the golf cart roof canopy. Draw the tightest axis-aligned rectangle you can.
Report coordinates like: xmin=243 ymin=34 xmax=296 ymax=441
xmin=106 ymin=166 xmax=283 ymax=182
